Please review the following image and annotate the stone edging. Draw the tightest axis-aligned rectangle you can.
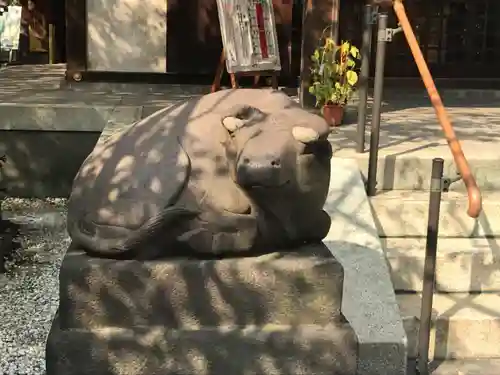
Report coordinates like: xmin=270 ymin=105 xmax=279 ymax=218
xmin=324 ymin=158 xmax=408 ymax=375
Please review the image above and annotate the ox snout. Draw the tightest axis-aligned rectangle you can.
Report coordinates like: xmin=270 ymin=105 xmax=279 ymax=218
xmin=236 ymin=155 xmax=292 ymax=188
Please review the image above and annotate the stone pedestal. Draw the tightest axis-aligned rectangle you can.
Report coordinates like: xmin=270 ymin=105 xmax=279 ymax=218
xmin=46 ymin=243 xmax=358 ymax=375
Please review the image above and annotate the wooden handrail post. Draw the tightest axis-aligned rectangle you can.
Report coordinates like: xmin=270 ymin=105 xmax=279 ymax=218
xmin=392 ymin=0 xmax=482 ymax=218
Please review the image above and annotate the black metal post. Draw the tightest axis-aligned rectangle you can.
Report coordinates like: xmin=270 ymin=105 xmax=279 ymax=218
xmin=0 ymin=192 xmax=6 ymax=274
xmin=0 ymin=155 xmax=11 ymax=274
xmin=356 ymin=4 xmax=375 ymax=153
xmin=366 ymin=12 xmax=388 ymax=196
xmin=417 ymin=158 xmax=444 ymax=375
xmin=0 ymin=234 xmax=10 ymax=274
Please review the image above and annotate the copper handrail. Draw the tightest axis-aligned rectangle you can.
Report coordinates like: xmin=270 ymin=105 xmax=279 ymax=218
xmin=392 ymin=0 xmax=482 ymax=218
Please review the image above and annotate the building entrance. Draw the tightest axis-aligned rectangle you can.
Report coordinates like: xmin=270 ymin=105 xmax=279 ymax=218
xmin=339 ymin=0 xmax=500 ymax=78
xmin=0 ymin=0 xmax=65 ymax=64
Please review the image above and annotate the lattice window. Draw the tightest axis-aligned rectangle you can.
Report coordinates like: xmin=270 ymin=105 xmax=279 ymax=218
xmin=339 ymin=0 xmax=500 ymax=77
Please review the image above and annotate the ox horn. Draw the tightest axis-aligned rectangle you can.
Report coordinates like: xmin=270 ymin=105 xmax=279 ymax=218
xmin=292 ymin=126 xmax=320 ymax=143
xmin=222 ymin=117 xmax=245 ymax=132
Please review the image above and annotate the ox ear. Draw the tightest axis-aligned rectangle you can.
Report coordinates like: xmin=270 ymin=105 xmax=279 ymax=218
xmin=292 ymin=126 xmax=320 ymax=144
xmin=221 ymin=105 xmax=266 ymax=133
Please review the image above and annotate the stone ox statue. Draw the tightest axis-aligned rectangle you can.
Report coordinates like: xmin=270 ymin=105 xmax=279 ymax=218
xmin=67 ymin=89 xmax=333 ymax=259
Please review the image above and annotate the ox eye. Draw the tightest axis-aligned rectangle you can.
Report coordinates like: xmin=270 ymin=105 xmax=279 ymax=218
xmin=302 ymin=140 xmax=332 ymax=159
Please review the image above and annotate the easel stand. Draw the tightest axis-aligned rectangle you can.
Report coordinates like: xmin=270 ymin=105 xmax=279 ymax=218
xmin=211 ymin=49 xmax=279 ymax=92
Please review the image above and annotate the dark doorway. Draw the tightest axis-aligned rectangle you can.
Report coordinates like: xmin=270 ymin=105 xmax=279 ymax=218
xmin=166 ymin=0 xmax=222 ymax=75
xmin=49 ymin=0 xmax=65 ymax=62
xmin=290 ymin=0 xmax=304 ymax=83
xmin=8 ymin=0 xmax=66 ymax=64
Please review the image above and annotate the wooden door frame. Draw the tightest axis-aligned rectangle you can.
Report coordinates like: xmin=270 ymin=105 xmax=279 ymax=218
xmin=64 ymin=0 xmax=298 ymax=85
xmin=64 ymin=0 xmax=213 ymax=84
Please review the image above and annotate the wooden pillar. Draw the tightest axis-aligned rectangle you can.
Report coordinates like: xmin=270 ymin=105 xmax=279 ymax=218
xmin=299 ymin=0 xmax=340 ymax=108
xmin=46 ymin=0 xmax=55 ymax=64
xmin=272 ymin=0 xmax=293 ymax=84
xmin=65 ymin=0 xmax=87 ymax=81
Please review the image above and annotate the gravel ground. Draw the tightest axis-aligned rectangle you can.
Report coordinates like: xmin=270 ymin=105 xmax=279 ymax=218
xmin=0 ymin=198 xmax=68 ymax=375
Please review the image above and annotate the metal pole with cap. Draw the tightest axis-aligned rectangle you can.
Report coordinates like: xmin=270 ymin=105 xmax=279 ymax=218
xmin=356 ymin=3 xmax=376 ymax=153
xmin=417 ymin=157 xmax=444 ymax=375
xmin=366 ymin=12 xmax=388 ymax=196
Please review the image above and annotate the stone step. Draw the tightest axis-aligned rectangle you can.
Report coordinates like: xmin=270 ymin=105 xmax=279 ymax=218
xmin=46 ymin=313 xmax=358 ymax=375
xmin=0 ymin=103 xmax=157 ymax=198
xmin=330 ymin=104 xmax=500 ymax=192
xmin=335 ymin=152 xmax=500 ymax=193
xmin=0 ymin=99 xmax=144 ymax=198
xmin=57 ymin=244 xmax=345 ymax=331
xmin=406 ymin=359 xmax=500 ymax=375
xmin=383 ymin=238 xmax=500 ymax=293
xmin=370 ymin=190 xmax=500 ymax=237
xmin=397 ymin=293 xmax=500 ymax=359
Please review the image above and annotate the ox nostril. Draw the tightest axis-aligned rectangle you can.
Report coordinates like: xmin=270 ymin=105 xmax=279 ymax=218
xmin=271 ymin=159 xmax=280 ymax=167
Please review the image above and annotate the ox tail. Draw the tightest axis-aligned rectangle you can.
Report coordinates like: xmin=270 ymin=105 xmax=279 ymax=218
xmin=68 ymin=207 xmax=199 ymax=259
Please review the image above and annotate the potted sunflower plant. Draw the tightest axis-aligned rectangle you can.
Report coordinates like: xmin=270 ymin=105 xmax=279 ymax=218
xmin=309 ymin=36 xmax=361 ymax=126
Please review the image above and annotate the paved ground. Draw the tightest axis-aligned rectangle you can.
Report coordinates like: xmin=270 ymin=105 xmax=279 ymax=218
xmin=406 ymin=359 xmax=500 ymax=375
xmin=330 ymin=94 xmax=500 ymax=160
xmin=0 ymin=199 xmax=67 ymax=375
xmin=2 ymin=64 xmax=499 ymax=164
xmin=0 ymin=64 xmax=209 ymax=107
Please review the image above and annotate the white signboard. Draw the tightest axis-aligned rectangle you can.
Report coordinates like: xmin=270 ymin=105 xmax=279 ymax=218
xmin=0 ymin=6 xmax=22 ymax=51
xmin=216 ymin=0 xmax=281 ymax=73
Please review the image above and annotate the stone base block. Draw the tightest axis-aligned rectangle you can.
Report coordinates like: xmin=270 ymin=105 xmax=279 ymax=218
xmin=58 ymin=243 xmax=345 ymax=330
xmin=46 ymin=313 xmax=358 ymax=375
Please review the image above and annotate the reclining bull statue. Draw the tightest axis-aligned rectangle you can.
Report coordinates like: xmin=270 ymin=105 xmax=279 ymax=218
xmin=67 ymin=89 xmax=333 ymax=259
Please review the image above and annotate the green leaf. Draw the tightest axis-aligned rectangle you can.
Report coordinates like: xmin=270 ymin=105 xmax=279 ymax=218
xmin=324 ymin=37 xmax=334 ymax=49
xmin=309 ymin=38 xmax=360 ymax=103
xmin=346 ymin=71 xmax=358 ymax=86
xmin=312 ymin=49 xmax=320 ymax=62
xmin=350 ymin=46 xmax=360 ymax=58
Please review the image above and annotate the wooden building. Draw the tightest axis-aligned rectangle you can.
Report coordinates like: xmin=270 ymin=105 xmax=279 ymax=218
xmin=59 ymin=0 xmax=500 ymax=85
xmin=63 ymin=0 xmax=298 ymax=84
xmin=339 ymin=0 xmax=500 ymax=79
